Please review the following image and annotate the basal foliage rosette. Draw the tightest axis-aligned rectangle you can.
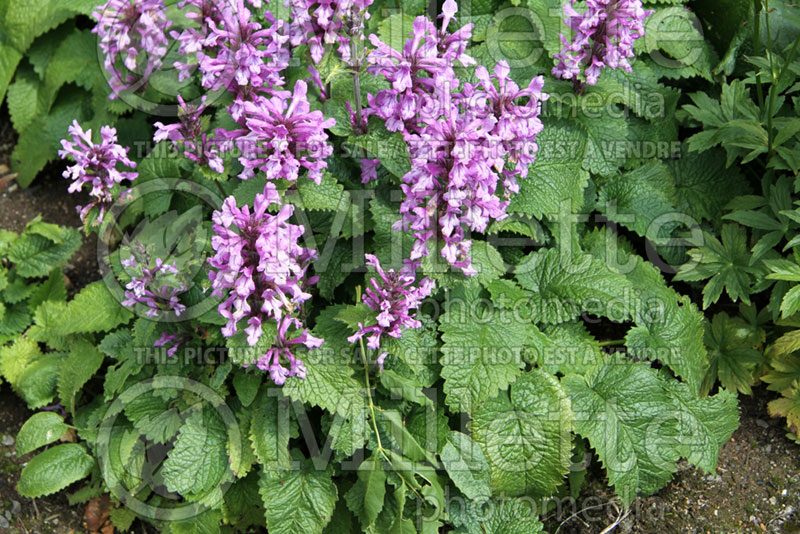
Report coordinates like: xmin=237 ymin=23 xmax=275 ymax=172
xmin=4 ymin=0 xmax=783 ymax=533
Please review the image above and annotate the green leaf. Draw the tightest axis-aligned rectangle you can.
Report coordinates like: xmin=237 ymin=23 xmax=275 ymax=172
xmin=562 ymin=362 xmax=675 ymax=507
xmin=233 ymin=370 xmax=261 ymax=407
xmin=702 ymin=313 xmax=762 ymax=396
xmin=39 ymin=282 xmax=133 ymax=335
xmin=7 ymin=228 xmax=81 ymax=278
xmin=293 ymin=172 xmax=346 ymax=212
xmin=249 ymin=389 xmax=292 ymax=472
xmin=508 ymin=119 xmax=590 ymax=220
xmin=17 ymin=444 xmax=94 ymax=498
xmin=0 ymin=337 xmax=41 ymax=385
xmin=16 ymin=412 xmax=69 ymax=456
xmin=259 ymin=464 xmax=338 ymax=534
xmin=470 ymin=369 xmax=574 ymax=498
xmin=439 ymin=297 xmax=548 ymax=413
xmin=168 ymin=509 xmax=222 ymax=534
xmin=582 ymin=228 xmax=709 ymax=394
xmin=58 ymin=338 xmax=104 ymax=414
xmin=515 ymin=248 xmax=634 ymax=324
xmin=15 ymin=353 xmax=61 ymax=409
xmin=563 ymin=362 xmax=738 ymax=507
xmin=763 ymin=350 xmax=800 ymax=393
xmin=161 ymin=407 xmax=230 ymax=500
xmin=451 ymin=497 xmax=544 ymax=534
xmin=675 ymin=225 xmax=755 ymax=308
xmin=283 ymin=307 xmax=365 ymax=417
xmin=27 ymin=269 xmax=67 ymax=309
xmin=344 ymin=454 xmax=386 ymax=529
xmin=348 ymin=117 xmax=411 ymax=178
xmin=441 ymin=431 xmax=491 ymax=500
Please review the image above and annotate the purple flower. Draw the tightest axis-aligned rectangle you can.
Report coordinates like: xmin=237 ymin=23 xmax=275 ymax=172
xmin=154 ymin=332 xmax=184 ymax=357
xmin=208 ymin=183 xmax=321 ymax=384
xmin=397 ymin=110 xmax=510 ymax=275
xmin=361 ymin=158 xmax=380 ymax=183
xmin=348 ymin=254 xmax=433 ymax=367
xmin=154 ymin=95 xmax=224 ymax=173
xmin=220 ymin=80 xmax=336 ymax=183
xmin=365 ymin=1 xmax=473 ymax=132
xmin=287 ymin=0 xmax=374 ymax=63
xmin=467 ymin=60 xmax=548 ymax=193
xmin=58 ymin=121 xmax=138 ymax=224
xmin=174 ymin=0 xmax=289 ymax=105
xmin=553 ymin=0 xmax=652 ymax=86
xmin=93 ymin=0 xmax=172 ymax=98
xmin=121 ymin=254 xmax=188 ymax=318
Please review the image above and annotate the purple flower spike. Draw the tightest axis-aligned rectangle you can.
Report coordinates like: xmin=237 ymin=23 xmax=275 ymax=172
xmin=208 ymin=183 xmax=322 ymax=385
xmin=470 ymin=60 xmax=548 ymax=192
xmin=222 ymin=80 xmax=336 ymax=183
xmin=348 ymin=255 xmax=433 ymax=363
xmin=154 ymin=95 xmax=224 ymax=173
xmin=58 ymin=121 xmax=138 ymax=224
xmin=287 ymin=0 xmax=375 ymax=63
xmin=553 ymin=0 xmax=652 ymax=86
xmin=121 ymin=254 xmax=188 ymax=318
xmin=93 ymin=0 xmax=172 ymax=98
xmin=197 ymin=1 xmax=290 ymax=96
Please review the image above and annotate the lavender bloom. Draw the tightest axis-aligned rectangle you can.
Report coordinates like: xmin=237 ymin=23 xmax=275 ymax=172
xmin=348 ymin=255 xmax=433 ymax=369
xmin=257 ymin=316 xmax=322 ymax=385
xmin=172 ymin=0 xmax=227 ymax=81
xmin=93 ymin=0 xmax=172 ymax=98
xmin=195 ymin=1 xmax=290 ymax=100
xmin=553 ymin=0 xmax=652 ymax=86
xmin=121 ymin=255 xmax=188 ymax=318
xmin=208 ymin=183 xmax=321 ymax=384
xmin=397 ymin=110 xmax=509 ymax=275
xmin=467 ymin=60 xmax=548 ymax=193
xmin=58 ymin=121 xmax=138 ymax=224
xmin=220 ymin=80 xmax=336 ymax=183
xmin=287 ymin=0 xmax=374 ymax=63
xmin=365 ymin=0 xmax=473 ymax=132
xmin=154 ymin=95 xmax=224 ymax=173
xmin=154 ymin=332 xmax=184 ymax=357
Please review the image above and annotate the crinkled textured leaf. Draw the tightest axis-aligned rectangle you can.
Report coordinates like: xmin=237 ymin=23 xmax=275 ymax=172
xmin=470 ymin=369 xmax=574 ymax=498
xmin=451 ymin=497 xmax=544 ymax=534
xmin=509 ymin=119 xmax=590 ymax=219
xmin=563 ymin=362 xmax=738 ymax=506
xmin=439 ymin=300 xmax=548 ymax=413
xmin=0 ymin=337 xmax=41 ymax=385
xmin=515 ymin=248 xmax=633 ymax=324
xmin=58 ymin=338 xmax=104 ymax=414
xmin=344 ymin=454 xmax=386 ymax=529
xmin=441 ymin=431 xmax=491 ymax=500
xmin=583 ymin=228 xmax=709 ymax=394
xmin=37 ymin=282 xmax=132 ymax=335
xmin=7 ymin=228 xmax=81 ymax=278
xmin=16 ymin=412 xmax=68 ymax=456
xmin=17 ymin=444 xmax=94 ymax=498
xmin=249 ymin=389 xmax=292 ymax=472
xmin=259 ymin=464 xmax=338 ymax=534
xmin=161 ymin=407 xmax=230 ymax=499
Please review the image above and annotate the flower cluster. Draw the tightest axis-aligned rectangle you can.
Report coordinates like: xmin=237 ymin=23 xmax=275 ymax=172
xmin=287 ymin=0 xmax=374 ymax=63
xmin=365 ymin=0 xmax=474 ymax=132
xmin=172 ymin=0 xmax=290 ymax=113
xmin=121 ymin=254 xmax=188 ymax=319
xmin=92 ymin=0 xmax=172 ymax=98
xmin=553 ymin=0 xmax=652 ymax=86
xmin=463 ymin=60 xmax=548 ymax=193
xmin=58 ymin=121 xmax=138 ymax=225
xmin=154 ymin=95 xmax=224 ymax=173
xmin=219 ymin=80 xmax=336 ymax=183
xmin=366 ymin=6 xmax=547 ymax=275
xmin=208 ymin=183 xmax=321 ymax=384
xmin=348 ymin=255 xmax=433 ymax=369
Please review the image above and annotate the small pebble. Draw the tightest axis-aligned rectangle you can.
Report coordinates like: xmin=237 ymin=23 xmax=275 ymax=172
xmin=782 ymin=489 xmax=788 ymax=496
xmin=1 ymin=435 xmax=14 ymax=447
xmin=0 ymin=516 xmax=8 ymax=529
xmin=764 ymin=445 xmax=772 ymax=454
xmin=769 ymin=496 xmax=777 ymax=505
xmin=10 ymin=500 xmax=20 ymax=515
xmin=756 ymin=419 xmax=769 ymax=429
